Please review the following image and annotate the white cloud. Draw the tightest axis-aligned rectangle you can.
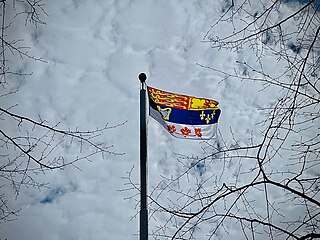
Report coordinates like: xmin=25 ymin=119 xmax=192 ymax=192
xmin=1 ymin=0 xmax=315 ymax=239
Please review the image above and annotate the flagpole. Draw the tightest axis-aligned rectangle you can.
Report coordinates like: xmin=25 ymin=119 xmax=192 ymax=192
xmin=139 ymin=72 xmax=148 ymax=240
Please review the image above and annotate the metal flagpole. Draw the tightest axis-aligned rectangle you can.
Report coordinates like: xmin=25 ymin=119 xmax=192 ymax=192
xmin=139 ymin=72 xmax=148 ymax=240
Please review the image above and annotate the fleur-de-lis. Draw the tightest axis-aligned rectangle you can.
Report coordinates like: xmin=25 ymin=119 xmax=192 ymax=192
xmin=211 ymin=110 xmax=216 ymax=119
xmin=205 ymin=114 xmax=211 ymax=124
xmin=200 ymin=111 xmax=205 ymax=120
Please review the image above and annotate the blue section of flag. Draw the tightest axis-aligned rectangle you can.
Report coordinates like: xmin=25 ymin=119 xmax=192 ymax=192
xmin=149 ymin=96 xmax=221 ymax=125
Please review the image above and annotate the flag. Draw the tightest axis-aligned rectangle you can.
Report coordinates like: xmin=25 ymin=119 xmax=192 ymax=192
xmin=147 ymin=86 xmax=221 ymax=140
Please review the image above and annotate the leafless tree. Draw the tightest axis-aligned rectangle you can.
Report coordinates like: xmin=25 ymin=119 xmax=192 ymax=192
xmin=125 ymin=1 xmax=320 ymax=239
xmin=0 ymin=0 xmax=123 ymax=223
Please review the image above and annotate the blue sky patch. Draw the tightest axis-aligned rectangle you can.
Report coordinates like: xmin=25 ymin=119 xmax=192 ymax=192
xmin=40 ymin=187 xmax=65 ymax=204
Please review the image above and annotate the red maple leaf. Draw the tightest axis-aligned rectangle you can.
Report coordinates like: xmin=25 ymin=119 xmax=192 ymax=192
xmin=195 ymin=128 xmax=202 ymax=137
xmin=167 ymin=125 xmax=176 ymax=133
xmin=180 ymin=127 xmax=191 ymax=137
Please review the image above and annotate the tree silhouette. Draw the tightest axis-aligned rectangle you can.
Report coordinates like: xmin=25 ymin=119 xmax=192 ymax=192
xmin=135 ymin=1 xmax=320 ymax=239
xmin=0 ymin=0 xmax=122 ymax=223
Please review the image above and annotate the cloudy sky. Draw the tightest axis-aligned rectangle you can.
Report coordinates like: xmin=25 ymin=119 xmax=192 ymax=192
xmin=1 ymin=0 xmax=315 ymax=239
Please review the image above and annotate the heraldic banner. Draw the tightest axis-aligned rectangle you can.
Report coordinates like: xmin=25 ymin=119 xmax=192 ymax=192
xmin=147 ymin=86 xmax=221 ymax=140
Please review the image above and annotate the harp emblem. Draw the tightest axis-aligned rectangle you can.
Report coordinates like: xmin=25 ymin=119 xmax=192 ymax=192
xmin=157 ymin=106 xmax=172 ymax=121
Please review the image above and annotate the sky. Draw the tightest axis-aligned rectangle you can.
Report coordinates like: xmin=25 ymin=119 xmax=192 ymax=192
xmin=0 ymin=0 xmax=317 ymax=239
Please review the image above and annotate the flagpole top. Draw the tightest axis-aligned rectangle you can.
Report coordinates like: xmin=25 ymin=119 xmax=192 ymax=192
xmin=138 ymin=73 xmax=147 ymax=83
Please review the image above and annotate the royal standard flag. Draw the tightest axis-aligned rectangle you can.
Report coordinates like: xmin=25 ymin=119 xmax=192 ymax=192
xmin=147 ymin=86 xmax=221 ymax=140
